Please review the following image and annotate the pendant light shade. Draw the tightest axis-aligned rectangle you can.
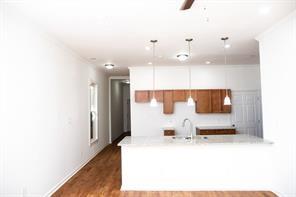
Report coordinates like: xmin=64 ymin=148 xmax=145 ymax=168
xmin=150 ymin=40 xmax=158 ymax=107
xmin=150 ymin=97 xmax=158 ymax=107
xmin=224 ymin=94 xmax=231 ymax=105
xmin=221 ymin=37 xmax=232 ymax=106
xmin=177 ymin=53 xmax=189 ymax=61
xmin=187 ymin=96 xmax=195 ymax=106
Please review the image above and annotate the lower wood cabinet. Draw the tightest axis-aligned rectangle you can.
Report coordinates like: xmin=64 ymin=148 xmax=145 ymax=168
xmin=197 ymin=128 xmax=236 ymax=135
xmin=164 ymin=130 xmax=175 ymax=136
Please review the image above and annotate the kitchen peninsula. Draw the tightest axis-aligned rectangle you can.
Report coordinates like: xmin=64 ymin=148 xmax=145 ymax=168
xmin=119 ymin=135 xmax=273 ymax=191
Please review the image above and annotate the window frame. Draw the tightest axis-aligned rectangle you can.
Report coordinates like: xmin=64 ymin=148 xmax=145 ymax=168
xmin=89 ymin=81 xmax=99 ymax=145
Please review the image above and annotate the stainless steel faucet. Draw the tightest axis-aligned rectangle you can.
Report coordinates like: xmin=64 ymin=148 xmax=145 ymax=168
xmin=182 ymin=118 xmax=193 ymax=140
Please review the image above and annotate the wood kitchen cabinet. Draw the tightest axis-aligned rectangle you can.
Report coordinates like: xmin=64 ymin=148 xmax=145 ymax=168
xmin=211 ymin=89 xmax=222 ymax=113
xmin=134 ymin=89 xmax=231 ymax=114
xmin=135 ymin=90 xmax=164 ymax=102
xmin=196 ymin=90 xmax=212 ymax=113
xmin=149 ymin=90 xmax=164 ymax=102
xmin=173 ymin=90 xmax=186 ymax=102
xmin=135 ymin=90 xmax=150 ymax=102
xmin=185 ymin=90 xmax=198 ymax=101
xmin=197 ymin=128 xmax=236 ymax=135
xmin=196 ymin=89 xmax=232 ymax=114
xmin=163 ymin=130 xmax=175 ymax=136
xmin=163 ymin=90 xmax=174 ymax=114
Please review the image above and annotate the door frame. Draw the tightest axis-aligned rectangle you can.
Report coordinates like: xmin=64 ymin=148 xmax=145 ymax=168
xmin=108 ymin=76 xmax=129 ymax=144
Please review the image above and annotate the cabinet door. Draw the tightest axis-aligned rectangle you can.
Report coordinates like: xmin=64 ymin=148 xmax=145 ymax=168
xmin=173 ymin=90 xmax=186 ymax=102
xmin=196 ymin=90 xmax=211 ymax=113
xmin=135 ymin=91 xmax=149 ymax=102
xmin=149 ymin=90 xmax=164 ymax=102
xmin=211 ymin=90 xmax=222 ymax=113
xmin=199 ymin=129 xmax=236 ymax=135
xmin=163 ymin=90 xmax=174 ymax=114
xmin=164 ymin=130 xmax=175 ymax=136
xmin=185 ymin=90 xmax=198 ymax=101
xmin=221 ymin=89 xmax=232 ymax=113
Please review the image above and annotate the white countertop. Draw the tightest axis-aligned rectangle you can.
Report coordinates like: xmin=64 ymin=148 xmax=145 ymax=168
xmin=118 ymin=134 xmax=273 ymax=147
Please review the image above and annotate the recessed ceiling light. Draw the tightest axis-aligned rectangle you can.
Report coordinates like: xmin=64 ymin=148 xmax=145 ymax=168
xmin=205 ymin=61 xmax=211 ymax=65
xmin=145 ymin=46 xmax=150 ymax=51
xmin=259 ymin=7 xmax=270 ymax=15
xmin=148 ymin=62 xmax=152 ymax=65
xmin=224 ymin=44 xmax=231 ymax=49
xmin=104 ymin=63 xmax=114 ymax=69
xmin=177 ymin=54 xmax=189 ymax=61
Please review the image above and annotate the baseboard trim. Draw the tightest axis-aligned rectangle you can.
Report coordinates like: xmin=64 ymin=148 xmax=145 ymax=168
xmin=44 ymin=145 xmax=107 ymax=197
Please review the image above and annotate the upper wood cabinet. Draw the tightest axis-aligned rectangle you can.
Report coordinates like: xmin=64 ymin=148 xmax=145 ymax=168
xmin=134 ymin=89 xmax=231 ymax=114
xmin=173 ymin=90 xmax=186 ymax=102
xmin=196 ymin=89 xmax=232 ymax=114
xmin=185 ymin=90 xmax=198 ymax=101
xmin=211 ymin=89 xmax=222 ymax=113
xmin=163 ymin=90 xmax=174 ymax=114
xmin=149 ymin=90 xmax=164 ymax=102
xmin=135 ymin=91 xmax=150 ymax=102
xmin=196 ymin=90 xmax=211 ymax=113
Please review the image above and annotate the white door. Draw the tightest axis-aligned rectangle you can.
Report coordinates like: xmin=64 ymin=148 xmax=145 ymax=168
xmin=231 ymin=91 xmax=263 ymax=137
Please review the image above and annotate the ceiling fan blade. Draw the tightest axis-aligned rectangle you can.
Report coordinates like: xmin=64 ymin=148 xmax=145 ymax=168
xmin=180 ymin=0 xmax=195 ymax=10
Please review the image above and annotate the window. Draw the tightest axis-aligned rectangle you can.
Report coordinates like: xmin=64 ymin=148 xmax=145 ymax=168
xmin=89 ymin=82 xmax=98 ymax=144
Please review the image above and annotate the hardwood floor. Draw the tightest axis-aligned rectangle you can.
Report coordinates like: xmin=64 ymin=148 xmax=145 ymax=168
xmin=53 ymin=133 xmax=277 ymax=197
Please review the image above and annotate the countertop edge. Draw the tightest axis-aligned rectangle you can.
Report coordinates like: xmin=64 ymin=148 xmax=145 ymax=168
xmin=118 ymin=135 xmax=274 ymax=147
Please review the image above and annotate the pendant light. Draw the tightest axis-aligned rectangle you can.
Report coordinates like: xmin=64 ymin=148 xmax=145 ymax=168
xmin=150 ymin=40 xmax=158 ymax=107
xmin=221 ymin=37 xmax=231 ymax=105
xmin=177 ymin=53 xmax=189 ymax=61
xmin=185 ymin=38 xmax=195 ymax=106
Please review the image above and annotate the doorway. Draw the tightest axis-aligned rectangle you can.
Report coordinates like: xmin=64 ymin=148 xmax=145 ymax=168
xmin=109 ymin=77 xmax=131 ymax=143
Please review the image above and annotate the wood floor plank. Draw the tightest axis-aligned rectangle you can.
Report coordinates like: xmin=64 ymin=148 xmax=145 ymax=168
xmin=52 ymin=133 xmax=277 ymax=197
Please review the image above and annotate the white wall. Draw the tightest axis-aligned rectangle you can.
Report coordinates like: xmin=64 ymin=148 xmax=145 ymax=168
xmin=130 ymin=65 xmax=261 ymax=136
xmin=256 ymin=10 xmax=296 ymax=197
xmin=0 ymin=7 xmax=109 ymax=196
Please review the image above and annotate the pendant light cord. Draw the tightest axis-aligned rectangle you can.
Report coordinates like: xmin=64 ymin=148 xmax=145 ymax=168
xmin=152 ymin=41 xmax=156 ymax=98
xmin=188 ymin=39 xmax=192 ymax=97
xmin=223 ymin=39 xmax=228 ymax=97
xmin=186 ymin=39 xmax=193 ymax=97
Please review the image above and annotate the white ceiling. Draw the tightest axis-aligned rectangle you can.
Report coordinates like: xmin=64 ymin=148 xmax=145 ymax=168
xmin=12 ymin=0 xmax=296 ymax=75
